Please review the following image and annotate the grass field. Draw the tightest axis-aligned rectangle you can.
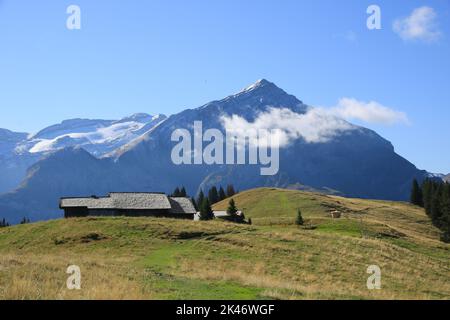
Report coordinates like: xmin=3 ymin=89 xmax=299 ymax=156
xmin=0 ymin=188 xmax=449 ymax=300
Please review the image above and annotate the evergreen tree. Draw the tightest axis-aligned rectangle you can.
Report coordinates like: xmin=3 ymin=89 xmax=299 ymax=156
xmin=208 ymin=186 xmax=219 ymax=205
xmin=180 ymin=187 xmax=187 ymax=197
xmin=419 ymin=179 xmax=450 ymax=243
xmin=295 ymin=209 xmax=304 ymax=226
xmin=20 ymin=217 xmax=30 ymax=225
xmin=226 ymin=185 xmax=236 ymax=198
xmin=439 ymin=183 xmax=450 ymax=242
xmin=197 ymin=190 xmax=205 ymax=209
xmin=422 ymin=179 xmax=433 ymax=215
xmin=191 ymin=197 xmax=198 ymax=211
xmin=410 ymin=179 xmax=423 ymax=207
xmin=218 ymin=186 xmax=226 ymax=201
xmin=0 ymin=218 xmax=9 ymax=228
xmin=227 ymin=199 xmax=238 ymax=216
xmin=199 ymin=198 xmax=214 ymax=221
xmin=172 ymin=187 xmax=181 ymax=197
xmin=430 ymin=184 xmax=443 ymax=226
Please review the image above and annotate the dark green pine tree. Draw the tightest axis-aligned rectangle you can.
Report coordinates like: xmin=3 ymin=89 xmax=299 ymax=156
xmin=430 ymin=184 xmax=443 ymax=226
xmin=172 ymin=187 xmax=181 ymax=197
xmin=191 ymin=197 xmax=198 ymax=211
xmin=226 ymin=185 xmax=236 ymax=198
xmin=199 ymin=198 xmax=214 ymax=221
xmin=422 ymin=179 xmax=436 ymax=216
xmin=180 ymin=186 xmax=187 ymax=197
xmin=208 ymin=186 xmax=219 ymax=205
xmin=295 ymin=209 xmax=304 ymax=226
xmin=439 ymin=183 xmax=450 ymax=242
xmin=410 ymin=179 xmax=423 ymax=207
xmin=197 ymin=190 xmax=205 ymax=209
xmin=218 ymin=186 xmax=227 ymax=201
xmin=227 ymin=199 xmax=238 ymax=216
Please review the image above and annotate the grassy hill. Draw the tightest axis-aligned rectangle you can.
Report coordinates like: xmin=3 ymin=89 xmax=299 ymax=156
xmin=0 ymin=188 xmax=449 ymax=300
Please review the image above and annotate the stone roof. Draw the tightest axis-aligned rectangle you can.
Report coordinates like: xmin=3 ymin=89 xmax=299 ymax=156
xmin=168 ymin=197 xmax=197 ymax=214
xmin=61 ymin=193 xmax=179 ymax=211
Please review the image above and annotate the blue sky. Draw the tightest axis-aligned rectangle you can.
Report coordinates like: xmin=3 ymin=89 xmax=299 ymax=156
xmin=0 ymin=0 xmax=449 ymax=173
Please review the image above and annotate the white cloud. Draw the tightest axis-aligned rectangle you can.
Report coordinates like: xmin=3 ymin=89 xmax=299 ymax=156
xmin=220 ymin=98 xmax=408 ymax=148
xmin=393 ymin=6 xmax=441 ymax=42
xmin=221 ymin=107 xmax=355 ymax=147
xmin=327 ymin=98 xmax=410 ymax=125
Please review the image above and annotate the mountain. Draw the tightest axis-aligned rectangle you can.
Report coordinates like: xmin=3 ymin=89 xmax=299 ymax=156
xmin=0 ymin=129 xmax=41 ymax=194
xmin=0 ymin=80 xmax=429 ymax=223
xmin=113 ymin=79 xmax=426 ymax=198
xmin=19 ymin=113 xmax=166 ymax=157
xmin=444 ymin=174 xmax=450 ymax=183
xmin=0 ymin=129 xmax=28 ymax=155
xmin=0 ymin=147 xmax=115 ymax=222
xmin=0 ymin=113 xmax=166 ymax=194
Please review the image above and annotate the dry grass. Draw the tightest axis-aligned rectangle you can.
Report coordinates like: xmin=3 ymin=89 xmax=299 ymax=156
xmin=0 ymin=253 xmax=148 ymax=300
xmin=171 ymin=230 xmax=449 ymax=300
xmin=0 ymin=188 xmax=449 ymax=300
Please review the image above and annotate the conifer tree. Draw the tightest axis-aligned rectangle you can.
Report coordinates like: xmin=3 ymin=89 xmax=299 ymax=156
xmin=208 ymin=186 xmax=219 ymax=205
xmin=191 ymin=197 xmax=198 ymax=211
xmin=199 ymin=198 xmax=214 ymax=221
xmin=219 ymin=186 xmax=226 ymax=201
xmin=422 ymin=179 xmax=433 ymax=215
xmin=172 ymin=187 xmax=181 ymax=197
xmin=197 ymin=190 xmax=205 ymax=209
xmin=430 ymin=184 xmax=443 ymax=226
xmin=226 ymin=185 xmax=236 ymax=198
xmin=180 ymin=187 xmax=187 ymax=197
xmin=295 ymin=209 xmax=304 ymax=226
xmin=227 ymin=199 xmax=238 ymax=215
xmin=439 ymin=183 xmax=450 ymax=242
xmin=410 ymin=179 xmax=423 ymax=207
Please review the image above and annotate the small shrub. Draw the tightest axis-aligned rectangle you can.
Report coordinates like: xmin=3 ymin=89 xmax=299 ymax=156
xmin=295 ymin=209 xmax=304 ymax=226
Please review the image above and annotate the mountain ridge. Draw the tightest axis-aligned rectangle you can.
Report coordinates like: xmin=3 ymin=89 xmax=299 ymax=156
xmin=0 ymin=113 xmax=166 ymax=194
xmin=0 ymin=80 xmax=429 ymax=223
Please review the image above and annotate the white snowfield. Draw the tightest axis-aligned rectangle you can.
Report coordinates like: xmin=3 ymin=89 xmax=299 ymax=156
xmin=16 ymin=114 xmax=167 ymax=157
xmin=0 ymin=113 xmax=167 ymax=194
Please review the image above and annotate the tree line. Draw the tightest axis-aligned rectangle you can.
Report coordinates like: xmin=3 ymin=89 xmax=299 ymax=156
xmin=0 ymin=217 xmax=29 ymax=228
xmin=0 ymin=218 xmax=10 ymax=228
xmin=410 ymin=178 xmax=450 ymax=242
xmin=171 ymin=185 xmax=238 ymax=221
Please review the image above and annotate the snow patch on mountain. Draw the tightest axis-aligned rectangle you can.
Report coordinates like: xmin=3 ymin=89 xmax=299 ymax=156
xmin=18 ymin=114 xmax=167 ymax=157
xmin=28 ymin=121 xmax=145 ymax=153
xmin=0 ymin=113 xmax=167 ymax=194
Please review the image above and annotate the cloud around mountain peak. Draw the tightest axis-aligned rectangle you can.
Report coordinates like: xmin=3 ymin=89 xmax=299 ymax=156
xmin=221 ymin=107 xmax=355 ymax=147
xmin=326 ymin=98 xmax=410 ymax=125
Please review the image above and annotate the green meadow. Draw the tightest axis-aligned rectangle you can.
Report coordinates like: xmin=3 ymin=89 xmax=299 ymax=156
xmin=0 ymin=188 xmax=448 ymax=300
